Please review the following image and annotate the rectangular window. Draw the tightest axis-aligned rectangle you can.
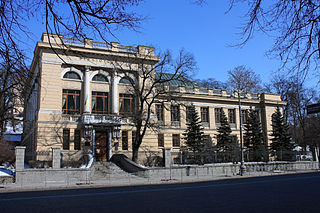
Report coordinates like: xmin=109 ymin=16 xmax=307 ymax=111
xmin=132 ymin=131 xmax=136 ymax=146
xmin=228 ymin=109 xmax=236 ymax=124
xmin=62 ymin=89 xmax=80 ymax=114
xmin=92 ymin=91 xmax=108 ymax=114
xmin=119 ymin=94 xmax=135 ymax=115
xmin=158 ymin=134 xmax=164 ymax=147
xmin=63 ymin=128 xmax=70 ymax=150
xmin=156 ymin=104 xmax=164 ymax=123
xmin=171 ymin=105 xmax=180 ymax=126
xmin=186 ymin=106 xmax=193 ymax=123
xmin=172 ymin=134 xmax=180 ymax=147
xmin=74 ymin=129 xmax=81 ymax=150
xmin=122 ymin=131 xmax=128 ymax=150
xmin=241 ymin=110 xmax=248 ymax=124
xmin=215 ymin=108 xmax=222 ymax=124
xmin=201 ymin=107 xmax=209 ymax=123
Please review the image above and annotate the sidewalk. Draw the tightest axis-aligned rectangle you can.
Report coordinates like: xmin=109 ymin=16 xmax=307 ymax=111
xmin=1 ymin=169 xmax=318 ymax=193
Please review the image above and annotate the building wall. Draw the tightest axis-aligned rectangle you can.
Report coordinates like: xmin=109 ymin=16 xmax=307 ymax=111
xmin=24 ymin=33 xmax=286 ymax=162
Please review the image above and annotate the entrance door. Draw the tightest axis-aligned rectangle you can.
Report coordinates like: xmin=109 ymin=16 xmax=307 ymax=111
xmin=95 ymin=131 xmax=108 ymax=161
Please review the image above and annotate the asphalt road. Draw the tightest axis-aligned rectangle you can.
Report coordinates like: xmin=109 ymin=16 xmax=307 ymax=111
xmin=1 ymin=172 xmax=319 ymax=213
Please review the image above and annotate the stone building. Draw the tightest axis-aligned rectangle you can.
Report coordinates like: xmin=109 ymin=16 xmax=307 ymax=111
xmin=23 ymin=33 xmax=285 ymax=163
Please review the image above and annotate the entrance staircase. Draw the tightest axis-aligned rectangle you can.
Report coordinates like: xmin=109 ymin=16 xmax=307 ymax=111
xmin=91 ymin=162 xmax=147 ymax=184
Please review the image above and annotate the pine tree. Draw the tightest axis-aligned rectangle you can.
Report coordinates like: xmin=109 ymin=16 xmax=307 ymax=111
xmin=183 ymin=105 xmax=205 ymax=154
xmin=244 ymin=109 xmax=268 ymax=161
xmin=216 ymin=110 xmax=239 ymax=162
xmin=270 ymin=106 xmax=295 ymax=161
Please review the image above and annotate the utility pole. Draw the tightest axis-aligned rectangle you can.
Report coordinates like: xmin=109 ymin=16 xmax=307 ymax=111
xmin=238 ymin=90 xmax=245 ymax=176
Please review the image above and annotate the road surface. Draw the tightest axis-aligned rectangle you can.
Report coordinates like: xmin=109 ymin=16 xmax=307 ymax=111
xmin=1 ymin=172 xmax=319 ymax=212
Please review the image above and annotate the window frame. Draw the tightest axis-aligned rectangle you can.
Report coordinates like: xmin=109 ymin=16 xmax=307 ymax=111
xmin=172 ymin=134 xmax=180 ymax=147
xmin=122 ymin=131 xmax=128 ymax=150
xmin=63 ymin=128 xmax=70 ymax=150
xmin=92 ymin=74 xmax=108 ymax=82
xmin=186 ymin=106 xmax=193 ymax=123
xmin=91 ymin=91 xmax=108 ymax=114
xmin=228 ymin=109 xmax=236 ymax=124
xmin=62 ymin=89 xmax=81 ymax=114
xmin=171 ymin=105 xmax=180 ymax=121
xmin=63 ymin=72 xmax=81 ymax=80
xmin=156 ymin=104 xmax=164 ymax=123
xmin=74 ymin=129 xmax=81 ymax=150
xmin=215 ymin=108 xmax=222 ymax=124
xmin=119 ymin=94 xmax=135 ymax=115
xmin=201 ymin=107 xmax=209 ymax=123
xmin=158 ymin=133 xmax=164 ymax=147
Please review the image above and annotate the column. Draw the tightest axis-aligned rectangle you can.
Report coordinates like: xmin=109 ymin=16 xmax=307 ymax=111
xmin=108 ymin=128 xmax=113 ymax=161
xmin=111 ymin=71 xmax=119 ymax=114
xmin=83 ymin=66 xmax=91 ymax=113
xmin=52 ymin=146 xmax=61 ymax=169
xmin=162 ymin=148 xmax=171 ymax=168
xmin=15 ymin=146 xmax=26 ymax=171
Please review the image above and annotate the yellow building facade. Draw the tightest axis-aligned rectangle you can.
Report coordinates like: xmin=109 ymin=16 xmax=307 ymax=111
xmin=23 ymin=33 xmax=285 ymax=163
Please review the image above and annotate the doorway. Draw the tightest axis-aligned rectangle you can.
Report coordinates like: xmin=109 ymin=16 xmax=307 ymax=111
xmin=95 ymin=131 xmax=108 ymax=161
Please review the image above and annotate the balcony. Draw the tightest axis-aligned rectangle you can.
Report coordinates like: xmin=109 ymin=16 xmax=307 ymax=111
xmin=82 ymin=114 xmax=122 ymax=125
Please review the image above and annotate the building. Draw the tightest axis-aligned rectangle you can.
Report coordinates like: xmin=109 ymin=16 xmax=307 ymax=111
xmin=23 ymin=33 xmax=285 ymax=163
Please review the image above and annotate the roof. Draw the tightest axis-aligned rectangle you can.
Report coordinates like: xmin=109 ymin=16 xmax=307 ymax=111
xmin=155 ymin=72 xmax=196 ymax=87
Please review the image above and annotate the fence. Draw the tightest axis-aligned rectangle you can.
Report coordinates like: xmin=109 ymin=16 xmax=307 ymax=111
xmin=173 ymin=149 xmax=315 ymax=165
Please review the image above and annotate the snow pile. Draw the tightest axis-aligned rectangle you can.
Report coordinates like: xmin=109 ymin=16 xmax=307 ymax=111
xmin=80 ymin=154 xmax=94 ymax=168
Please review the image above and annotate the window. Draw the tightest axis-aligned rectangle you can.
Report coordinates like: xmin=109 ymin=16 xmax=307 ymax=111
xmin=156 ymin=104 xmax=164 ymax=123
xmin=215 ymin=108 xmax=222 ymax=124
xmin=62 ymin=89 xmax=80 ymax=114
xmin=132 ymin=131 xmax=137 ymax=146
xmin=241 ymin=110 xmax=248 ymax=124
xmin=201 ymin=107 xmax=209 ymax=123
xmin=92 ymin=74 xmax=108 ymax=82
xmin=228 ymin=109 xmax=236 ymax=124
xmin=119 ymin=94 xmax=135 ymax=115
xmin=122 ymin=131 xmax=128 ymax=150
xmin=172 ymin=134 xmax=180 ymax=147
xmin=171 ymin=106 xmax=180 ymax=126
xmin=119 ymin=76 xmax=132 ymax=84
xmin=158 ymin=134 xmax=164 ymax=147
xmin=186 ymin=106 xmax=193 ymax=123
xmin=63 ymin=72 xmax=80 ymax=80
xmin=74 ymin=129 xmax=81 ymax=150
xmin=92 ymin=91 xmax=108 ymax=114
xmin=63 ymin=129 xmax=70 ymax=150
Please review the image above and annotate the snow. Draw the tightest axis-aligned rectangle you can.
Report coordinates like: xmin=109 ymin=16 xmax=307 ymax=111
xmin=0 ymin=168 xmax=13 ymax=177
xmin=80 ymin=154 xmax=94 ymax=168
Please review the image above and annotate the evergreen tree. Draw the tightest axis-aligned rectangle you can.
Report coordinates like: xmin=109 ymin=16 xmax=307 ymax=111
xmin=270 ymin=106 xmax=295 ymax=161
xmin=244 ymin=109 xmax=268 ymax=161
xmin=216 ymin=110 xmax=239 ymax=162
xmin=183 ymin=105 xmax=205 ymax=154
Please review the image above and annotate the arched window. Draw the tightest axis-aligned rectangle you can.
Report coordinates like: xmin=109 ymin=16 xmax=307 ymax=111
xmin=119 ymin=76 xmax=133 ymax=84
xmin=63 ymin=72 xmax=81 ymax=80
xmin=92 ymin=74 xmax=108 ymax=82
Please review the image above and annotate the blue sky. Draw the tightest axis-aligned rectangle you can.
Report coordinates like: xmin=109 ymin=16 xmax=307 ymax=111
xmin=24 ymin=1 xmax=303 ymax=85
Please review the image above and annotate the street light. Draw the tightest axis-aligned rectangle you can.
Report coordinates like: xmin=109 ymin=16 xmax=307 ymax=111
xmin=237 ymin=90 xmax=245 ymax=176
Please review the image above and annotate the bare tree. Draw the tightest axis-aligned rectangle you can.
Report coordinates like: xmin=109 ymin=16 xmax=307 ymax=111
xmin=114 ymin=49 xmax=196 ymax=162
xmin=266 ymin=72 xmax=318 ymax=151
xmin=194 ymin=78 xmax=228 ymax=90
xmin=229 ymin=0 xmax=320 ymax=78
xmin=0 ymin=0 xmax=145 ymax=136
xmin=227 ymin=65 xmax=262 ymax=93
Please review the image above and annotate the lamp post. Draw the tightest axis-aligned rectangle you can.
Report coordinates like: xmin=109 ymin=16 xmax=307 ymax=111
xmin=238 ymin=90 xmax=245 ymax=176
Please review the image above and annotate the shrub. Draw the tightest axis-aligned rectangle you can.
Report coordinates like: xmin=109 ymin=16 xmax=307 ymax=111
xmin=0 ymin=138 xmax=15 ymax=165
